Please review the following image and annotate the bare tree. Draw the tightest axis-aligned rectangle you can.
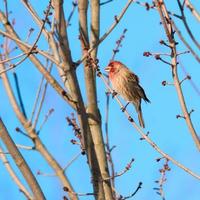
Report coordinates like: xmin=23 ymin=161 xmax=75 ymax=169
xmin=0 ymin=0 xmax=200 ymax=200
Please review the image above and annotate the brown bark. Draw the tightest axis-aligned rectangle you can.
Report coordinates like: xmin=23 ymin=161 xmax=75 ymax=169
xmin=0 ymin=118 xmax=45 ymax=200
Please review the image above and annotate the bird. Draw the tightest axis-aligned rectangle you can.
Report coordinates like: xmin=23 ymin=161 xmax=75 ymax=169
xmin=105 ymin=61 xmax=150 ymax=128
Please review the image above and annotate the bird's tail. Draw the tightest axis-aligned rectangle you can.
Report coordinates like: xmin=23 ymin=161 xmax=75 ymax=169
xmin=137 ymin=106 xmax=145 ymax=128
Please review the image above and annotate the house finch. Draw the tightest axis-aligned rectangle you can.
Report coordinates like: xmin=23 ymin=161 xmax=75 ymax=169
xmin=105 ymin=61 xmax=150 ymax=128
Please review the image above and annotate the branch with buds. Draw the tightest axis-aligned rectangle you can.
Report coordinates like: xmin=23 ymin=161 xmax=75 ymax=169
xmin=103 ymin=158 xmax=135 ymax=181
xmin=66 ymin=113 xmax=85 ymax=154
xmin=63 ymin=186 xmax=95 ymax=199
xmin=155 ymin=0 xmax=200 ymax=151
xmin=117 ymin=182 xmax=142 ymax=200
xmin=154 ymin=158 xmax=170 ymax=200
xmin=86 ymin=55 xmax=200 ymax=181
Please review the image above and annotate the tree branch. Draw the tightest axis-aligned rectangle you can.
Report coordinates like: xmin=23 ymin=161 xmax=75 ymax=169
xmin=0 ymin=61 xmax=77 ymax=200
xmin=0 ymin=146 xmax=33 ymax=200
xmin=155 ymin=0 xmax=200 ymax=151
xmin=90 ymin=59 xmax=200 ymax=180
xmin=76 ymin=0 xmax=134 ymax=66
xmin=177 ymin=0 xmax=200 ymax=50
xmin=185 ymin=0 xmax=200 ymax=22
xmin=0 ymin=119 xmax=45 ymax=200
xmin=0 ymin=13 xmax=76 ymax=109
xmin=78 ymin=0 xmax=110 ymax=198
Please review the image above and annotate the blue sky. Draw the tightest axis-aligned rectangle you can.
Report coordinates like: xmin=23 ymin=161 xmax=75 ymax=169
xmin=0 ymin=0 xmax=200 ymax=199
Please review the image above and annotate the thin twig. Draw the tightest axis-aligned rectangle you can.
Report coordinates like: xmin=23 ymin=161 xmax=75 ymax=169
xmin=135 ymin=1 xmax=182 ymax=19
xmin=20 ymin=0 xmax=63 ymax=67
xmin=66 ymin=1 xmax=78 ymax=27
xmin=0 ymin=54 xmax=77 ymax=200
xmin=66 ymin=114 xmax=84 ymax=152
xmin=2 ymin=39 xmax=28 ymax=119
xmin=155 ymin=0 xmax=200 ymax=151
xmin=177 ymin=0 xmax=200 ymax=50
xmin=13 ymin=72 xmax=27 ymax=119
xmin=0 ymin=29 xmax=64 ymax=71
xmin=25 ymin=28 xmax=35 ymax=43
xmin=0 ymin=146 xmax=33 ymax=200
xmin=15 ymin=127 xmax=32 ymax=140
xmin=37 ymin=152 xmax=81 ymax=177
xmin=8 ymin=1 xmax=52 ymax=70
xmin=120 ymin=182 xmax=142 ymax=200
xmin=3 ymin=0 xmax=8 ymax=20
xmin=185 ymin=0 xmax=200 ymax=22
xmin=105 ymin=28 xmax=127 ymax=191
xmin=0 ymin=119 xmax=45 ymax=199
xmin=30 ymin=72 xmax=46 ymax=123
xmin=0 ymin=151 xmax=10 ymax=154
xmin=38 ymin=108 xmax=54 ymax=133
xmin=179 ymin=59 xmax=200 ymax=96
xmin=91 ymin=58 xmax=200 ymax=180
xmin=16 ymin=144 xmax=35 ymax=150
xmin=103 ymin=158 xmax=134 ymax=181
xmin=0 ymin=29 xmax=76 ymax=109
xmin=63 ymin=152 xmax=82 ymax=171
xmin=110 ymin=28 xmax=127 ymax=61
xmin=63 ymin=186 xmax=95 ymax=198
xmin=154 ymin=158 xmax=170 ymax=200
xmin=102 ymin=72 xmax=200 ymax=179
xmin=33 ymin=63 xmax=53 ymax=129
xmin=171 ymin=19 xmax=200 ymax=63
xmin=100 ymin=0 xmax=114 ymax=6
xmin=134 ymin=0 xmax=200 ymax=63
xmin=75 ymin=0 xmax=134 ymax=66
xmin=0 ymin=52 xmax=28 ymax=64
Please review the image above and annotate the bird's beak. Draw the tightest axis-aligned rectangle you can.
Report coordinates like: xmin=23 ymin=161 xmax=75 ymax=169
xmin=105 ymin=66 xmax=111 ymax=72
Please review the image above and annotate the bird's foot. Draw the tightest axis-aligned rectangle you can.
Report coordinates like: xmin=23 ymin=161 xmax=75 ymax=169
xmin=121 ymin=107 xmax=126 ymax=112
xmin=112 ymin=90 xmax=117 ymax=98
xmin=121 ymin=102 xmax=130 ymax=112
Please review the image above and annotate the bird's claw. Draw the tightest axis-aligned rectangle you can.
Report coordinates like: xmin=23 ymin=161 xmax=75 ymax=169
xmin=112 ymin=90 xmax=117 ymax=98
xmin=120 ymin=102 xmax=130 ymax=112
xmin=121 ymin=107 xmax=126 ymax=112
xmin=128 ymin=116 xmax=134 ymax=122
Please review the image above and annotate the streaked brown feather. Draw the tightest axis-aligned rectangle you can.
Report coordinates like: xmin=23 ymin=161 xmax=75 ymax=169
xmin=106 ymin=61 xmax=150 ymax=128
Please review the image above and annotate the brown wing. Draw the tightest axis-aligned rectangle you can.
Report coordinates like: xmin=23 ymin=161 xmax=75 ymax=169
xmin=127 ymin=72 xmax=150 ymax=103
xmin=127 ymin=72 xmax=139 ymax=83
